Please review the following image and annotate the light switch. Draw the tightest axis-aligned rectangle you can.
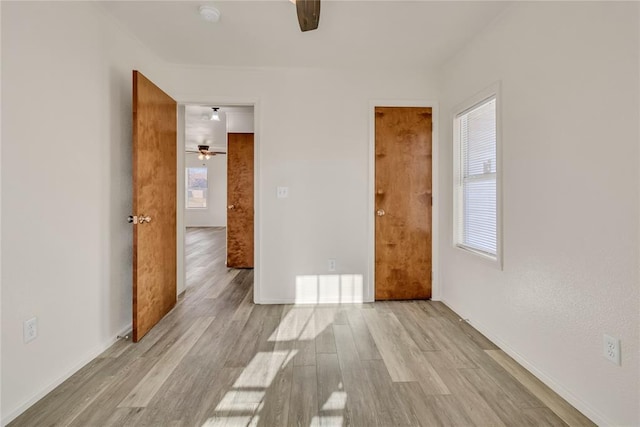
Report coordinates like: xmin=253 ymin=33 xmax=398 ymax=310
xmin=277 ymin=186 xmax=289 ymax=198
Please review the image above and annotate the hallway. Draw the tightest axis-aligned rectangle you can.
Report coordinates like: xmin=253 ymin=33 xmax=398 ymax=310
xmin=9 ymin=228 xmax=592 ymax=426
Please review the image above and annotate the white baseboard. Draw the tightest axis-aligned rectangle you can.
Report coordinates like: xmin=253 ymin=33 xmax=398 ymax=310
xmin=255 ymin=298 xmax=369 ymax=305
xmin=1 ymin=323 xmax=133 ymax=427
xmin=254 ymin=298 xmax=292 ymax=304
xmin=440 ymin=298 xmax=610 ymax=427
xmin=257 ymin=295 xmax=436 ymax=305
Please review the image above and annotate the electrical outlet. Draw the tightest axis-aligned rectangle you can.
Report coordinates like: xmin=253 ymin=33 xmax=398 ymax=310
xmin=276 ymin=186 xmax=289 ymax=198
xmin=328 ymin=258 xmax=336 ymax=272
xmin=24 ymin=317 xmax=38 ymax=343
xmin=603 ymin=334 xmax=621 ymax=365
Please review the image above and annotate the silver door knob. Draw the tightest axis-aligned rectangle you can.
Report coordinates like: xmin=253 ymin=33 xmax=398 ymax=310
xmin=376 ymin=209 xmax=385 ymax=216
xmin=228 ymin=204 xmax=235 ymax=210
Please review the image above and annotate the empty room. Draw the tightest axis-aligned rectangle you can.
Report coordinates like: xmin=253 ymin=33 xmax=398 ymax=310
xmin=1 ymin=1 xmax=638 ymax=426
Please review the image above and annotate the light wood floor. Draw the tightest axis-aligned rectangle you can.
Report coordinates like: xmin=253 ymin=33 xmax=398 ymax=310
xmin=10 ymin=227 xmax=595 ymax=427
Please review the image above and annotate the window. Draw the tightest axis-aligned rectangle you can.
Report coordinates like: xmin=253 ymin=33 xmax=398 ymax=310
xmin=186 ymin=167 xmax=208 ymax=208
xmin=454 ymin=95 xmax=499 ymax=260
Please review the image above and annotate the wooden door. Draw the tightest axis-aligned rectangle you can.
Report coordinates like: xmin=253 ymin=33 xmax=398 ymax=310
xmin=132 ymin=71 xmax=177 ymax=342
xmin=375 ymin=107 xmax=432 ymax=300
xmin=227 ymin=133 xmax=254 ymax=268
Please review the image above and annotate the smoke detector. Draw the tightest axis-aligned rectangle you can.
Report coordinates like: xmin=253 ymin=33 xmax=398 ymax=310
xmin=199 ymin=5 xmax=220 ymax=22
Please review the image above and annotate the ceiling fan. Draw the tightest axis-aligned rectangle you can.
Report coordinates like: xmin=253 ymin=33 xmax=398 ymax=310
xmin=186 ymin=145 xmax=226 ymax=160
xmin=294 ymin=0 xmax=321 ymax=32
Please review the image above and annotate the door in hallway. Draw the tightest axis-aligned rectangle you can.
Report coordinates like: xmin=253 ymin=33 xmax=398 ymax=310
xmin=227 ymin=132 xmax=254 ymax=268
xmin=374 ymin=106 xmax=432 ymax=300
xmin=131 ymin=71 xmax=177 ymax=341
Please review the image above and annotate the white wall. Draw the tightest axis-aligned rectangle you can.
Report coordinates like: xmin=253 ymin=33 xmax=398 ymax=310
xmin=177 ymin=105 xmax=185 ymax=296
xmin=227 ymin=111 xmax=254 ymax=133
xmin=438 ymin=3 xmax=639 ymax=425
xmin=165 ymin=65 xmax=439 ymax=303
xmin=1 ymin=2 xmax=439 ymax=420
xmin=185 ymin=152 xmax=227 ymax=227
xmin=1 ymin=2 xmax=170 ymax=423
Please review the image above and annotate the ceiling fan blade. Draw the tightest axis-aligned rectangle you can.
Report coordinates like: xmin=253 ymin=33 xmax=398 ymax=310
xmin=186 ymin=150 xmax=226 ymax=156
xmin=296 ymin=0 xmax=320 ymax=32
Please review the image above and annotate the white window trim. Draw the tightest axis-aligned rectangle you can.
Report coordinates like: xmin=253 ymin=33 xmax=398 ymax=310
xmin=452 ymin=82 xmax=503 ymax=269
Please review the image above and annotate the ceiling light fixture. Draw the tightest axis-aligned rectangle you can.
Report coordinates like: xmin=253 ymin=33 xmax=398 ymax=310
xmin=199 ymin=5 xmax=220 ymax=23
xmin=191 ymin=144 xmax=226 ymax=159
xmin=210 ymin=107 xmax=221 ymax=121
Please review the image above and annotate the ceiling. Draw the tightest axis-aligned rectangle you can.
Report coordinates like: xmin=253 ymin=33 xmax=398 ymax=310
xmin=185 ymin=105 xmax=253 ymax=152
xmin=100 ymin=1 xmax=511 ymax=70
xmin=108 ymin=2 xmax=510 ymax=149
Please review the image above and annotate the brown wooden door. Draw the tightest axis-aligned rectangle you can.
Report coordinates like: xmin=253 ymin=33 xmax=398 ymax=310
xmin=375 ymin=107 xmax=432 ymax=300
xmin=227 ymin=133 xmax=254 ymax=268
xmin=132 ymin=71 xmax=177 ymax=342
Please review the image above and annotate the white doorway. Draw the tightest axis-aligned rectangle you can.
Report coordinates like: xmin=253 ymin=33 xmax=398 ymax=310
xmin=176 ymin=102 xmax=260 ymax=301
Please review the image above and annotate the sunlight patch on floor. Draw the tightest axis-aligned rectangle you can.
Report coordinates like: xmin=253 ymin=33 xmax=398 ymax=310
xmin=294 ymin=274 xmax=364 ymax=304
xmin=320 ymin=391 xmax=347 ymax=411
xmin=204 ymin=299 xmax=352 ymax=427
xmin=203 ymin=350 xmax=298 ymax=427
xmin=215 ymin=390 xmax=265 ymax=412
xmin=311 ymin=415 xmax=345 ymax=426
xmin=268 ymin=306 xmax=315 ymax=342
xmin=233 ymin=350 xmax=294 ymax=388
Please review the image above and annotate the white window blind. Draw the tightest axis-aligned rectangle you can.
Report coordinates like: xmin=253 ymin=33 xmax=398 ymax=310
xmin=455 ymin=97 xmax=497 ymax=257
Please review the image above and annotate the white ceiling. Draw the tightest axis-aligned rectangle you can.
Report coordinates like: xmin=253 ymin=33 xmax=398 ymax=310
xmin=185 ymin=105 xmax=254 ymax=152
xmin=185 ymin=105 xmax=223 ymax=152
xmin=100 ymin=1 xmax=511 ymax=70
xmin=109 ymin=2 xmax=509 ymax=148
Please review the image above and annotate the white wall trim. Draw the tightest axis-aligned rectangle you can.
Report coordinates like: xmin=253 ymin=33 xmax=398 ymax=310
xmin=177 ymin=99 xmax=262 ymax=303
xmin=257 ymin=298 xmax=366 ymax=305
xmin=367 ymin=99 xmax=440 ymax=302
xmin=440 ymin=298 xmax=609 ymax=427
xmin=1 ymin=324 xmax=132 ymax=427
xmin=255 ymin=299 xmax=300 ymax=305
xmin=0 ymin=2 xmax=4 ymax=421
xmin=176 ymin=105 xmax=186 ymax=296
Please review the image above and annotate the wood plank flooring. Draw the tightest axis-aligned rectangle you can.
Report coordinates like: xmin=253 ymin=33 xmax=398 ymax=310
xmin=9 ymin=227 xmax=595 ymax=427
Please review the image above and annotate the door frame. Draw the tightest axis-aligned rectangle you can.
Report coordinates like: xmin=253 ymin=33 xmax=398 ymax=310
xmin=176 ymin=98 xmax=262 ymax=303
xmin=367 ymin=99 xmax=440 ymax=302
